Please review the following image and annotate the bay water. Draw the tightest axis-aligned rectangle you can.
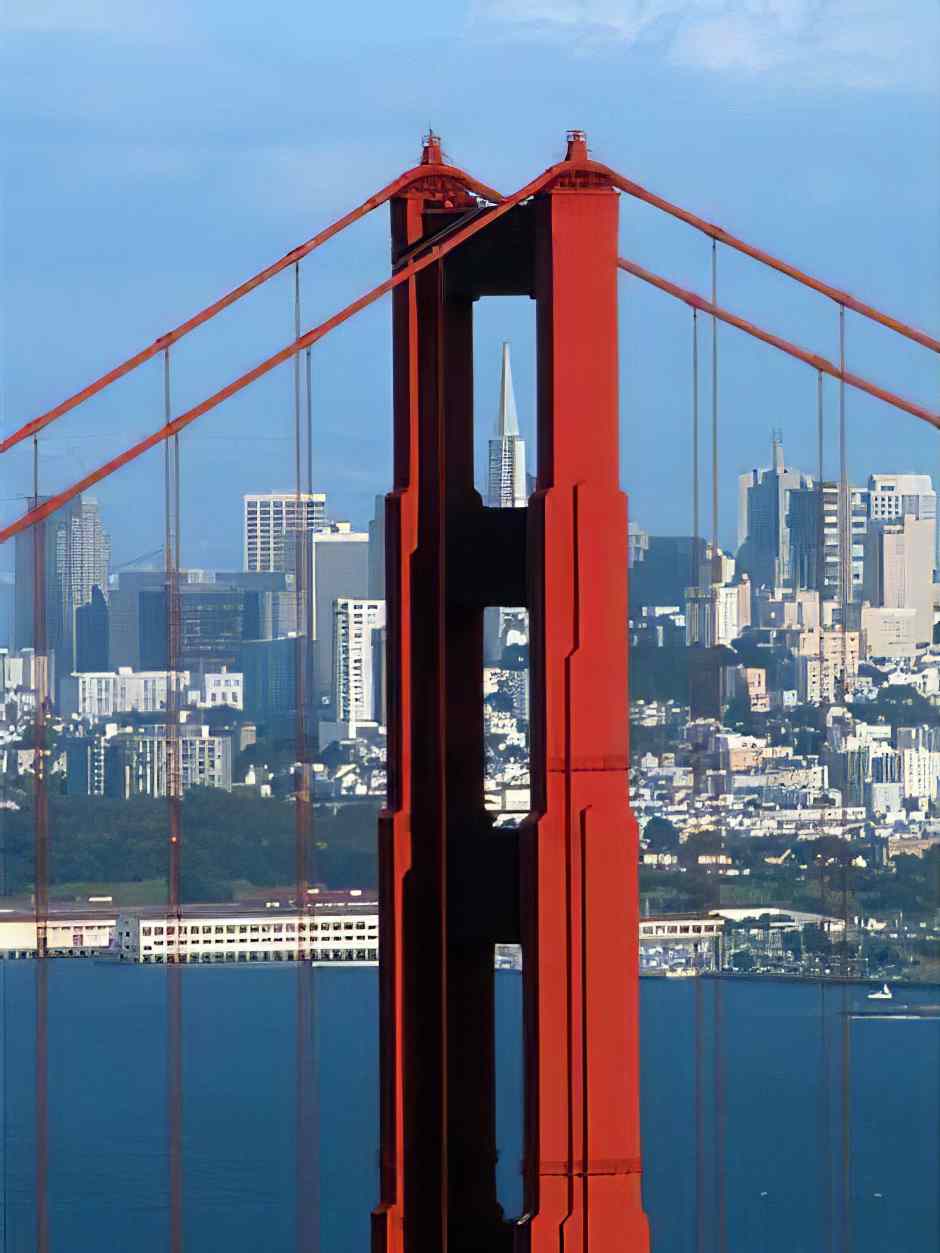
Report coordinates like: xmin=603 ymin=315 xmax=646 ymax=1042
xmin=1 ymin=964 xmax=937 ymax=1251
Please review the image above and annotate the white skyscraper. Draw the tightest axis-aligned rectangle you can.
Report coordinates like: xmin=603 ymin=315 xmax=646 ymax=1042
xmin=57 ymin=495 xmax=111 ymax=615
xmin=243 ymin=491 xmax=327 ymax=572
xmin=487 ymin=343 xmax=527 ymax=509
xmin=867 ymin=474 xmax=936 ymax=525
xmin=333 ymin=597 xmax=386 ymax=723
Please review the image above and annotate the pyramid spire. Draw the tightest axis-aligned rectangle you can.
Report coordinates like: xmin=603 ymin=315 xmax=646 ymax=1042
xmin=497 ymin=341 xmax=520 ymax=438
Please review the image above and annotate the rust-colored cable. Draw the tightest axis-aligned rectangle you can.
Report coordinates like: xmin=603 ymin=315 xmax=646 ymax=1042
xmin=0 ymin=160 xmax=563 ymax=547
xmin=617 ymin=258 xmax=940 ymax=430
xmin=605 ymin=166 xmax=940 ymax=354
xmin=0 ymin=162 xmax=503 ymax=455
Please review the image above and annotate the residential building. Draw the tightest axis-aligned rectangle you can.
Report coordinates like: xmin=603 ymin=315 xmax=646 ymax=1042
xmin=106 ymin=724 xmax=232 ymax=797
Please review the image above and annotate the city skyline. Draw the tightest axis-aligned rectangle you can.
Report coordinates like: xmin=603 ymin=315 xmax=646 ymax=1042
xmin=3 ymin=3 xmax=937 ymax=574
xmin=2 ymin=8 xmax=938 ymax=1251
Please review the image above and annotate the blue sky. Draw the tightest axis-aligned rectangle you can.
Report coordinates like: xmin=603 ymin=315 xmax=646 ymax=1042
xmin=2 ymin=0 xmax=938 ymax=572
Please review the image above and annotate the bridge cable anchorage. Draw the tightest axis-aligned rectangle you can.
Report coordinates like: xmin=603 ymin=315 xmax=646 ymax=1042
xmin=0 ymin=160 xmax=504 ymax=455
xmin=0 ymin=161 xmax=563 ymax=549
xmin=606 ymin=169 xmax=940 ymax=354
xmin=615 ymin=258 xmax=940 ymax=431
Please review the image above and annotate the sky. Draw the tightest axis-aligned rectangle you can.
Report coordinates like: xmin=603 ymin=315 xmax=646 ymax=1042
xmin=1 ymin=0 xmax=938 ymax=573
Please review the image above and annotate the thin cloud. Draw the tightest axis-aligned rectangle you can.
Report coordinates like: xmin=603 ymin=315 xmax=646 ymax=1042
xmin=469 ymin=0 xmax=940 ymax=91
xmin=2 ymin=0 xmax=188 ymax=42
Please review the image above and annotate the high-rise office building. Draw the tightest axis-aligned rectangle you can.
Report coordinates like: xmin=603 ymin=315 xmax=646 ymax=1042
xmin=486 ymin=342 xmax=527 ymax=509
xmin=788 ymin=480 xmax=867 ymax=601
xmin=58 ymin=495 xmax=110 ymax=624
xmin=139 ymin=584 xmax=264 ymax=674
xmin=863 ymin=514 xmax=935 ymax=645
xmin=307 ymin=524 xmax=370 ymax=706
xmin=737 ymin=435 xmax=812 ymax=591
xmin=243 ymin=491 xmax=327 ymax=572
xmin=867 ymin=474 xmax=936 ymax=525
xmin=75 ymin=585 xmax=110 ymax=672
xmin=630 ymin=536 xmax=708 ymax=610
xmin=333 ymin=598 xmax=386 ymax=723
xmin=15 ymin=493 xmax=110 ymax=685
xmin=484 ymin=343 xmax=529 ymax=661
xmin=368 ymin=495 xmax=386 ymax=599
xmin=868 ymin=473 xmax=937 ymax=578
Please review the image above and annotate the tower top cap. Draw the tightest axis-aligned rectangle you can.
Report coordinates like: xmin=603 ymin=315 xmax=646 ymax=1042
xmin=421 ymin=131 xmax=443 ymax=165
xmin=565 ymin=130 xmax=589 ymax=162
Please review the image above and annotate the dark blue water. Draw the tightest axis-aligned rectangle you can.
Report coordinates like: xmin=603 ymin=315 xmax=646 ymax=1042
xmin=1 ymin=965 xmax=937 ymax=1252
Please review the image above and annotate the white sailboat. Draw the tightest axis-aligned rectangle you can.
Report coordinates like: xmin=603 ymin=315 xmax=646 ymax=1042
xmin=867 ymin=983 xmax=892 ymax=1000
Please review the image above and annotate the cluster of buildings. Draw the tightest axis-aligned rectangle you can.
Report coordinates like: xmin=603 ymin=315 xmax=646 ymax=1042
xmin=633 ymin=702 xmax=940 ymax=850
xmin=0 ymin=344 xmax=531 ymax=809
xmin=1 ymin=352 xmax=937 ymax=910
xmin=632 ymin=441 xmax=936 ymax=671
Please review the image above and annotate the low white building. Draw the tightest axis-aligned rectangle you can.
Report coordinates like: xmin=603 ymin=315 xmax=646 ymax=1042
xmin=0 ymin=911 xmax=116 ymax=957
xmin=113 ymin=898 xmax=379 ymax=964
xmin=195 ymin=668 xmax=244 ymax=711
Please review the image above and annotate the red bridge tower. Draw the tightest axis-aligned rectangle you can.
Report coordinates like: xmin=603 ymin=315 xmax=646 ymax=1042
xmin=372 ymin=131 xmax=649 ymax=1253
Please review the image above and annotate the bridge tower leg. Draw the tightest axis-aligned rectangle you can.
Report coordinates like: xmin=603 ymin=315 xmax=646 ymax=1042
xmin=373 ymin=132 xmax=650 ymax=1253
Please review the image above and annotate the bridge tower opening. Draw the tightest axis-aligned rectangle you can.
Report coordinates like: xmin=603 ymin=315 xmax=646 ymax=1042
xmin=373 ymin=132 xmax=650 ymax=1253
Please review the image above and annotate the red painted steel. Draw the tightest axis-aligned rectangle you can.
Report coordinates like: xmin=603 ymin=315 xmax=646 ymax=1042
xmin=32 ymin=494 xmax=50 ymax=1253
xmin=618 ymin=257 xmax=940 ymax=430
xmin=0 ymin=147 xmax=502 ymax=455
xmin=2 ymin=134 xmax=938 ymax=1253
xmin=0 ymin=163 xmax=567 ymax=549
xmin=372 ymin=131 xmax=650 ymax=1252
xmin=522 ymin=136 xmax=648 ymax=1252
xmin=4 ymin=141 xmax=935 ymax=462
xmin=606 ymin=170 xmax=940 ymax=354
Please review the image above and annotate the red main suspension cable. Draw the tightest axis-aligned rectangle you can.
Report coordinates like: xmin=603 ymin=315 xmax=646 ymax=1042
xmin=0 ymin=159 xmax=502 ymax=455
xmin=617 ymin=257 xmax=940 ymax=430
xmin=605 ymin=167 xmax=940 ymax=355
xmin=0 ymin=160 xmax=565 ymax=546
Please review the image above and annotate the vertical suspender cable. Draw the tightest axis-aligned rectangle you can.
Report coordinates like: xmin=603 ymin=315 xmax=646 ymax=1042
xmin=304 ymin=338 xmax=320 ymax=1253
xmin=710 ymin=238 xmax=727 ymax=1253
xmin=292 ymin=262 xmax=317 ymax=1253
xmin=692 ymin=309 xmax=701 ymax=590
xmin=817 ymin=371 xmax=825 ymax=656
xmin=837 ymin=304 xmax=852 ymax=1253
xmin=711 ymin=241 xmax=719 ymax=581
xmin=164 ymin=346 xmax=184 ymax=1253
xmin=691 ymin=303 xmax=706 ymax=1253
xmin=838 ymin=305 xmax=850 ymax=690
xmin=32 ymin=431 xmax=49 ymax=1253
xmin=815 ymin=369 xmax=834 ymax=1253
